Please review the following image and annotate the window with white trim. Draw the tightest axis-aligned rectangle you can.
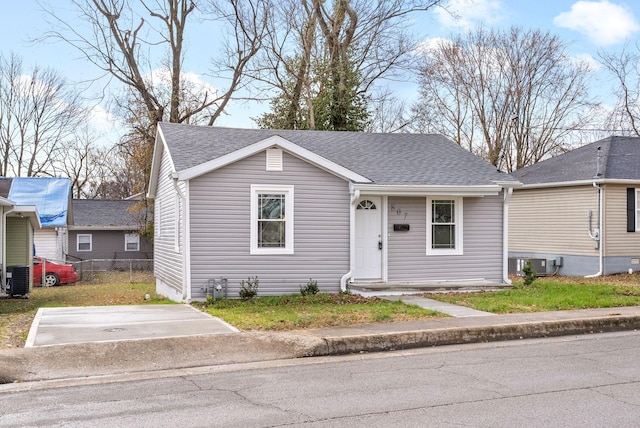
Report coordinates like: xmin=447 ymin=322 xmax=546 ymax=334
xmin=77 ymin=234 xmax=92 ymax=252
xmin=125 ymin=233 xmax=140 ymax=251
xmin=426 ymin=197 xmax=463 ymax=255
xmin=250 ymin=185 xmax=294 ymax=254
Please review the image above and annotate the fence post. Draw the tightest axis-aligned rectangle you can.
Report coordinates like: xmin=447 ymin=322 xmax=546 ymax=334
xmin=130 ymin=260 xmax=133 ymax=283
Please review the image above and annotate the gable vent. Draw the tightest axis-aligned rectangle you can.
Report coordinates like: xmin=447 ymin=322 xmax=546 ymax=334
xmin=266 ymin=148 xmax=283 ymax=171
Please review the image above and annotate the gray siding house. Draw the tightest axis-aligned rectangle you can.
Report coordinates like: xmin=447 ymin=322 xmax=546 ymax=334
xmin=509 ymin=136 xmax=640 ymax=276
xmin=68 ymin=199 xmax=153 ymax=263
xmin=148 ymin=123 xmax=520 ymax=302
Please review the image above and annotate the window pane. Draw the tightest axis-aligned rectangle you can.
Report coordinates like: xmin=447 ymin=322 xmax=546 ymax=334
xmin=432 ymin=225 xmax=455 ymax=249
xmin=259 ymin=194 xmax=285 ymax=220
xmin=125 ymin=234 xmax=140 ymax=251
xmin=258 ymin=221 xmax=285 ymax=247
xmin=432 ymin=200 xmax=454 ymax=223
xmin=78 ymin=235 xmax=91 ymax=251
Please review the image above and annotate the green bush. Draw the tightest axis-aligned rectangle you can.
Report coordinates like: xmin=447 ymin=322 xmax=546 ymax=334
xmin=522 ymin=260 xmax=537 ymax=286
xmin=239 ymin=276 xmax=259 ymax=300
xmin=300 ymin=278 xmax=319 ymax=296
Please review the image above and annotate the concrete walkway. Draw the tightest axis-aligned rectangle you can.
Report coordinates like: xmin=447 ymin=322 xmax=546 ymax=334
xmin=381 ymin=295 xmax=494 ymax=317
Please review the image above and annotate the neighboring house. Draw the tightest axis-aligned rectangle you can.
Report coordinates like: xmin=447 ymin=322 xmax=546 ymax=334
xmin=509 ymin=136 xmax=640 ymax=277
xmin=68 ymin=199 xmax=153 ymax=263
xmin=0 ymin=194 xmax=41 ymax=293
xmin=148 ymin=123 xmax=520 ymax=302
xmin=1 ymin=177 xmax=72 ymax=262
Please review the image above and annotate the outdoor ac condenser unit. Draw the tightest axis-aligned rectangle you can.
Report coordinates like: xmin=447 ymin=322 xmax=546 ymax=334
xmin=510 ymin=258 xmax=558 ymax=277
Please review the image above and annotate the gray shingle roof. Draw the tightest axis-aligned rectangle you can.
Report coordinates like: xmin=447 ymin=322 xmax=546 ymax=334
xmin=512 ymin=136 xmax=640 ymax=185
xmin=72 ymin=199 xmax=142 ymax=228
xmin=159 ymin=123 xmax=516 ymax=186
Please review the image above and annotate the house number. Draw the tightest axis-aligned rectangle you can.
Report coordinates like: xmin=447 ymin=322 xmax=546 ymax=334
xmin=390 ymin=204 xmax=408 ymax=220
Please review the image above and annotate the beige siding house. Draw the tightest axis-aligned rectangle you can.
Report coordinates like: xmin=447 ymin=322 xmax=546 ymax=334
xmin=148 ymin=123 xmax=520 ymax=302
xmin=509 ymin=136 xmax=640 ymax=276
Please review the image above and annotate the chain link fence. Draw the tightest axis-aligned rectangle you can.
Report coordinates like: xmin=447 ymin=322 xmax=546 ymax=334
xmin=72 ymin=259 xmax=154 ymax=284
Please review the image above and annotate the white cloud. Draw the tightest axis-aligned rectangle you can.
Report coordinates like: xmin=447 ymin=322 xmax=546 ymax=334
xmin=414 ymin=37 xmax=454 ymax=56
xmin=435 ymin=0 xmax=504 ymax=29
xmin=572 ymin=53 xmax=601 ymax=71
xmin=88 ymin=104 xmax=117 ymax=132
xmin=554 ymin=1 xmax=640 ymax=46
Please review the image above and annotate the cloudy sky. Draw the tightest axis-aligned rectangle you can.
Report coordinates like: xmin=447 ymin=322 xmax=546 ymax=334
xmin=0 ymin=0 xmax=639 ymax=142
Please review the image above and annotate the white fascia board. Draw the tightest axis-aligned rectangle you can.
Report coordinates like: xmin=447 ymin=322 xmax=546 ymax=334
xmin=11 ymin=205 xmax=42 ymax=229
xmin=493 ymin=180 xmax=523 ymax=189
xmin=353 ymin=184 xmax=502 ymax=197
xmin=147 ymin=125 xmax=177 ymax=199
xmin=0 ymin=197 xmax=14 ymax=207
xmin=517 ymin=178 xmax=640 ymax=189
xmin=177 ymin=135 xmax=372 ymax=183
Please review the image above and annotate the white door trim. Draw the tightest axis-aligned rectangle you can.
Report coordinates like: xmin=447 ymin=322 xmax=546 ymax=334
xmin=354 ymin=196 xmax=383 ymax=280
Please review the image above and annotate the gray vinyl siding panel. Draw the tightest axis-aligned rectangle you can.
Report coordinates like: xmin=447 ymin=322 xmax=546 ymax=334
xmin=189 ymin=151 xmax=350 ymax=299
xmin=153 ymin=147 xmax=184 ymax=295
xmin=604 ymin=184 xmax=640 ymax=257
xmin=67 ymin=230 xmax=153 ymax=260
xmin=387 ymin=195 xmax=504 ymax=283
xmin=509 ymin=186 xmax=598 ymax=256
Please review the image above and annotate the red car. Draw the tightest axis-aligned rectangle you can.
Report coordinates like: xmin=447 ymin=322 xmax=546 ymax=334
xmin=33 ymin=257 xmax=79 ymax=287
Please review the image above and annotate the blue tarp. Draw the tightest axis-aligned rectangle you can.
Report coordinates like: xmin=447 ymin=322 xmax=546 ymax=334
xmin=7 ymin=177 xmax=71 ymax=227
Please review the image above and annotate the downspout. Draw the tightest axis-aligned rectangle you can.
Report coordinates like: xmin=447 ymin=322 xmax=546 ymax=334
xmin=340 ymin=184 xmax=359 ymax=292
xmin=502 ymin=187 xmax=513 ymax=285
xmin=172 ymin=175 xmax=190 ymax=301
xmin=585 ymin=182 xmax=603 ymax=277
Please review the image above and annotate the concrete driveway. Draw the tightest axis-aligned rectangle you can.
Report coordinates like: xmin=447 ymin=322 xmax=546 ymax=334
xmin=25 ymin=304 xmax=239 ymax=347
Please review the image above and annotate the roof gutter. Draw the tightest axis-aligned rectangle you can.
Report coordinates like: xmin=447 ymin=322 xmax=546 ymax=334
xmin=352 ymin=184 xmax=504 ymax=197
xmin=517 ymin=178 xmax=640 ymax=189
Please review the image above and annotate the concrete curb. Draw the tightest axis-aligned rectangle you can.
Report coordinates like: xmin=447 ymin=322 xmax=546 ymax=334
xmin=2 ymin=313 xmax=640 ymax=384
xmin=312 ymin=315 xmax=640 ymax=355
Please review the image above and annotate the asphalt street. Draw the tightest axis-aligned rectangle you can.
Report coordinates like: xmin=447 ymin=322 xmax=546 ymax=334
xmin=2 ymin=331 xmax=639 ymax=427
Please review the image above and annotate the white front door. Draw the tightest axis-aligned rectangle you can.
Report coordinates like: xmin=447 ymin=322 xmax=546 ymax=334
xmin=354 ymin=197 xmax=382 ymax=279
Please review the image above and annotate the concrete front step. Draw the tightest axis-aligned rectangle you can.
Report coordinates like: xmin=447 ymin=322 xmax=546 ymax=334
xmin=349 ymin=279 xmax=511 ymax=295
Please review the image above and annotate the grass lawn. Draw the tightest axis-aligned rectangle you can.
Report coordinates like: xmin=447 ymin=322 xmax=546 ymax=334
xmin=192 ymin=293 xmax=442 ymax=331
xmin=425 ymin=274 xmax=640 ymax=313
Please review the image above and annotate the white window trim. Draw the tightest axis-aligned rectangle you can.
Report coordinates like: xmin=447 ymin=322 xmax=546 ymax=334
xmin=426 ymin=197 xmax=463 ymax=256
xmin=636 ymin=189 xmax=640 ymax=232
xmin=125 ymin=233 xmax=140 ymax=252
xmin=250 ymin=184 xmax=294 ymax=255
xmin=77 ymin=234 xmax=92 ymax=252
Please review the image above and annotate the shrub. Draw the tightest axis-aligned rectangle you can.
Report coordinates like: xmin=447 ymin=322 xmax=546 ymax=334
xmin=522 ymin=260 xmax=537 ymax=286
xmin=239 ymin=276 xmax=259 ymax=300
xmin=300 ymin=278 xmax=319 ymax=296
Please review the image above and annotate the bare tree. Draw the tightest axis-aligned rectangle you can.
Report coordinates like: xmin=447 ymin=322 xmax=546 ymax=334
xmin=44 ymin=0 xmax=269 ymax=187
xmin=599 ymin=42 xmax=640 ymax=136
xmin=253 ymin=0 xmax=443 ymax=130
xmin=414 ymin=26 xmax=597 ymax=171
xmin=0 ymin=53 xmax=88 ymax=177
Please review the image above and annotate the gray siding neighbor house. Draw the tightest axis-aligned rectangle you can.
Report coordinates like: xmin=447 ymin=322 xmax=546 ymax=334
xmin=68 ymin=199 xmax=153 ymax=263
xmin=148 ymin=123 xmax=521 ymax=302
xmin=509 ymin=136 xmax=640 ymax=277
